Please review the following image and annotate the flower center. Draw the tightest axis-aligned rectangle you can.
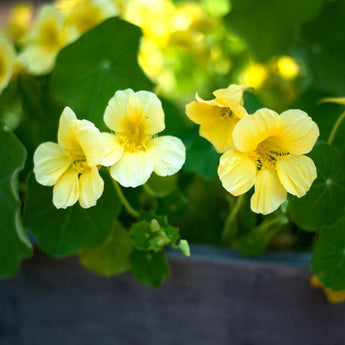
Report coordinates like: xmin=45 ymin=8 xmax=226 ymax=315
xmin=0 ymin=55 xmax=5 ymax=80
xmin=255 ymin=142 xmax=289 ymax=171
xmin=118 ymin=120 xmax=152 ymax=152
xmin=39 ymin=20 xmax=62 ymax=50
xmin=218 ymin=107 xmax=233 ymax=118
xmin=66 ymin=148 xmax=89 ymax=174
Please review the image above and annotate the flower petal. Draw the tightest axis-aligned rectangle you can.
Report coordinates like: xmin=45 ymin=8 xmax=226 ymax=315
xmin=53 ymin=168 xmax=79 ymax=209
xmin=185 ymin=99 xmax=220 ymax=125
xmin=75 ymin=119 xmax=105 ymax=166
xmin=99 ymin=133 xmax=124 ymax=166
xmin=126 ymin=90 xmax=165 ymax=135
xmin=57 ymin=106 xmax=77 ymax=148
xmin=104 ymin=89 xmax=134 ymax=131
xmin=0 ymin=37 xmax=15 ymax=93
xmin=276 ymin=154 xmax=317 ymax=197
xmin=213 ymin=84 xmax=251 ymax=119
xmin=250 ymin=169 xmax=287 ymax=215
xmin=33 ymin=142 xmax=70 ymax=186
xmin=200 ymin=116 xmax=238 ymax=153
xmin=79 ymin=167 xmax=104 ymax=208
xmin=110 ymin=151 xmax=154 ymax=188
xmin=148 ymin=136 xmax=185 ymax=176
xmin=218 ymin=149 xmax=256 ymax=196
xmin=279 ymin=109 xmax=319 ymax=155
xmin=233 ymin=108 xmax=283 ymax=153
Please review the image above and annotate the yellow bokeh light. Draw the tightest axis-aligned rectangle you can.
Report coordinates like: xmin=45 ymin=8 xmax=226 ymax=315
xmin=240 ymin=62 xmax=268 ymax=89
xmin=277 ymin=55 xmax=299 ymax=80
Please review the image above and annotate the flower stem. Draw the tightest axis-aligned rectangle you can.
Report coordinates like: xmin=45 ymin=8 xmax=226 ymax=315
xmin=328 ymin=110 xmax=345 ymax=146
xmin=222 ymin=194 xmax=244 ymax=244
xmin=113 ymin=180 xmax=139 ymax=218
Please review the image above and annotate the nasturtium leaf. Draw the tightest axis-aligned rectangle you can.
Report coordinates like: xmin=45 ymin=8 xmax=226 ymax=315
xmin=24 ymin=170 xmax=122 ymax=257
xmin=226 ymin=0 xmax=324 ymax=61
xmin=130 ymin=248 xmax=169 ymax=288
xmin=311 ymin=217 xmax=345 ymax=291
xmin=183 ymin=134 xmax=220 ymax=180
xmin=288 ymin=142 xmax=345 ymax=231
xmin=51 ymin=18 xmax=154 ymax=128
xmin=235 ymin=214 xmax=288 ymax=256
xmin=146 ymin=173 xmax=178 ymax=197
xmin=0 ymin=128 xmax=32 ymax=278
xmin=130 ymin=221 xmax=153 ymax=251
xmin=299 ymin=0 xmax=345 ymax=96
xmin=78 ymin=221 xmax=132 ymax=276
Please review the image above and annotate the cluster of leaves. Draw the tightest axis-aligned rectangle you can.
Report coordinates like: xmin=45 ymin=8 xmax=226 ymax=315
xmin=2 ymin=0 xmax=345 ymax=292
xmin=0 ymin=18 xmax=190 ymax=287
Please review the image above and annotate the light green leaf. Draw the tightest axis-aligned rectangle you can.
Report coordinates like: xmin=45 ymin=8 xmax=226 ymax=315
xmin=311 ymin=217 xmax=345 ymax=291
xmin=288 ymin=142 xmax=345 ymax=231
xmin=0 ymin=128 xmax=32 ymax=278
xmin=51 ymin=18 xmax=154 ymax=128
xmin=226 ymin=0 xmax=324 ymax=60
xmin=24 ymin=170 xmax=122 ymax=257
xmin=78 ymin=221 xmax=132 ymax=276
xmin=130 ymin=248 xmax=169 ymax=288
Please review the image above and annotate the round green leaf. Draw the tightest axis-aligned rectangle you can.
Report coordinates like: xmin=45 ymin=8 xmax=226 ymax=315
xmin=0 ymin=128 xmax=32 ymax=278
xmin=51 ymin=18 xmax=154 ymax=128
xmin=78 ymin=221 xmax=132 ymax=276
xmin=130 ymin=249 xmax=169 ymax=288
xmin=24 ymin=170 xmax=122 ymax=257
xmin=288 ymin=142 xmax=345 ymax=231
xmin=311 ymin=217 xmax=345 ymax=291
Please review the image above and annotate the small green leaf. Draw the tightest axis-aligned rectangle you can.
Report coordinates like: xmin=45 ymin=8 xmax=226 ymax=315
xmin=183 ymin=134 xmax=220 ymax=180
xmin=130 ymin=221 xmax=153 ymax=251
xmin=235 ymin=213 xmax=288 ymax=256
xmin=130 ymin=248 xmax=169 ymax=288
xmin=311 ymin=217 xmax=345 ymax=291
xmin=78 ymin=221 xmax=132 ymax=276
xmin=51 ymin=18 xmax=154 ymax=129
xmin=24 ymin=170 xmax=122 ymax=257
xmin=178 ymin=239 xmax=191 ymax=257
xmin=0 ymin=128 xmax=32 ymax=278
xmin=288 ymin=142 xmax=345 ymax=231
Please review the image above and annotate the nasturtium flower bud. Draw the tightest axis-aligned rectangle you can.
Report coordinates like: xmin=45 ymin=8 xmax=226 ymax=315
xmin=101 ymin=89 xmax=186 ymax=188
xmin=185 ymin=84 xmax=252 ymax=153
xmin=34 ymin=107 xmax=106 ymax=209
xmin=218 ymin=108 xmax=319 ymax=215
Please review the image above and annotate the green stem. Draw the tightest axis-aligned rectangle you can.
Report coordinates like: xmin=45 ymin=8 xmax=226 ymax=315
xmin=328 ymin=110 xmax=345 ymax=146
xmin=222 ymin=194 xmax=244 ymax=244
xmin=112 ymin=180 xmax=139 ymax=218
xmin=143 ymin=183 xmax=156 ymax=196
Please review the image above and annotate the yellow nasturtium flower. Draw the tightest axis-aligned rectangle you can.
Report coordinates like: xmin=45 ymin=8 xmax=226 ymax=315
xmin=64 ymin=0 xmax=119 ymax=34
xmin=101 ymin=89 xmax=186 ymax=188
xmin=218 ymin=108 xmax=319 ymax=215
xmin=18 ymin=5 xmax=74 ymax=75
xmin=0 ymin=36 xmax=16 ymax=94
xmin=185 ymin=84 xmax=251 ymax=153
xmin=34 ymin=107 xmax=106 ymax=209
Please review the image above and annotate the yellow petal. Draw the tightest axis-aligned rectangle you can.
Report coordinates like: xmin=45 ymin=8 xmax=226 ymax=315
xmin=104 ymin=89 xmax=134 ymax=131
xmin=213 ymin=84 xmax=252 ymax=119
xmin=276 ymin=154 xmax=317 ymax=197
xmin=53 ymin=168 xmax=79 ymax=209
xmin=126 ymin=90 xmax=165 ymax=135
xmin=218 ymin=149 xmax=256 ymax=196
xmin=199 ymin=116 xmax=239 ymax=153
xmin=233 ymin=108 xmax=283 ymax=153
xmin=110 ymin=151 xmax=154 ymax=187
xmin=0 ymin=37 xmax=16 ymax=94
xmin=279 ymin=109 xmax=319 ymax=155
xmin=17 ymin=46 xmax=57 ymax=75
xmin=75 ymin=120 xmax=105 ymax=166
xmin=57 ymin=107 xmax=77 ymax=148
xmin=99 ymin=133 xmax=124 ymax=166
xmin=78 ymin=167 xmax=104 ymax=208
xmin=185 ymin=99 xmax=220 ymax=125
xmin=148 ymin=136 xmax=186 ymax=176
xmin=33 ymin=142 xmax=70 ymax=186
xmin=250 ymin=169 xmax=287 ymax=215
